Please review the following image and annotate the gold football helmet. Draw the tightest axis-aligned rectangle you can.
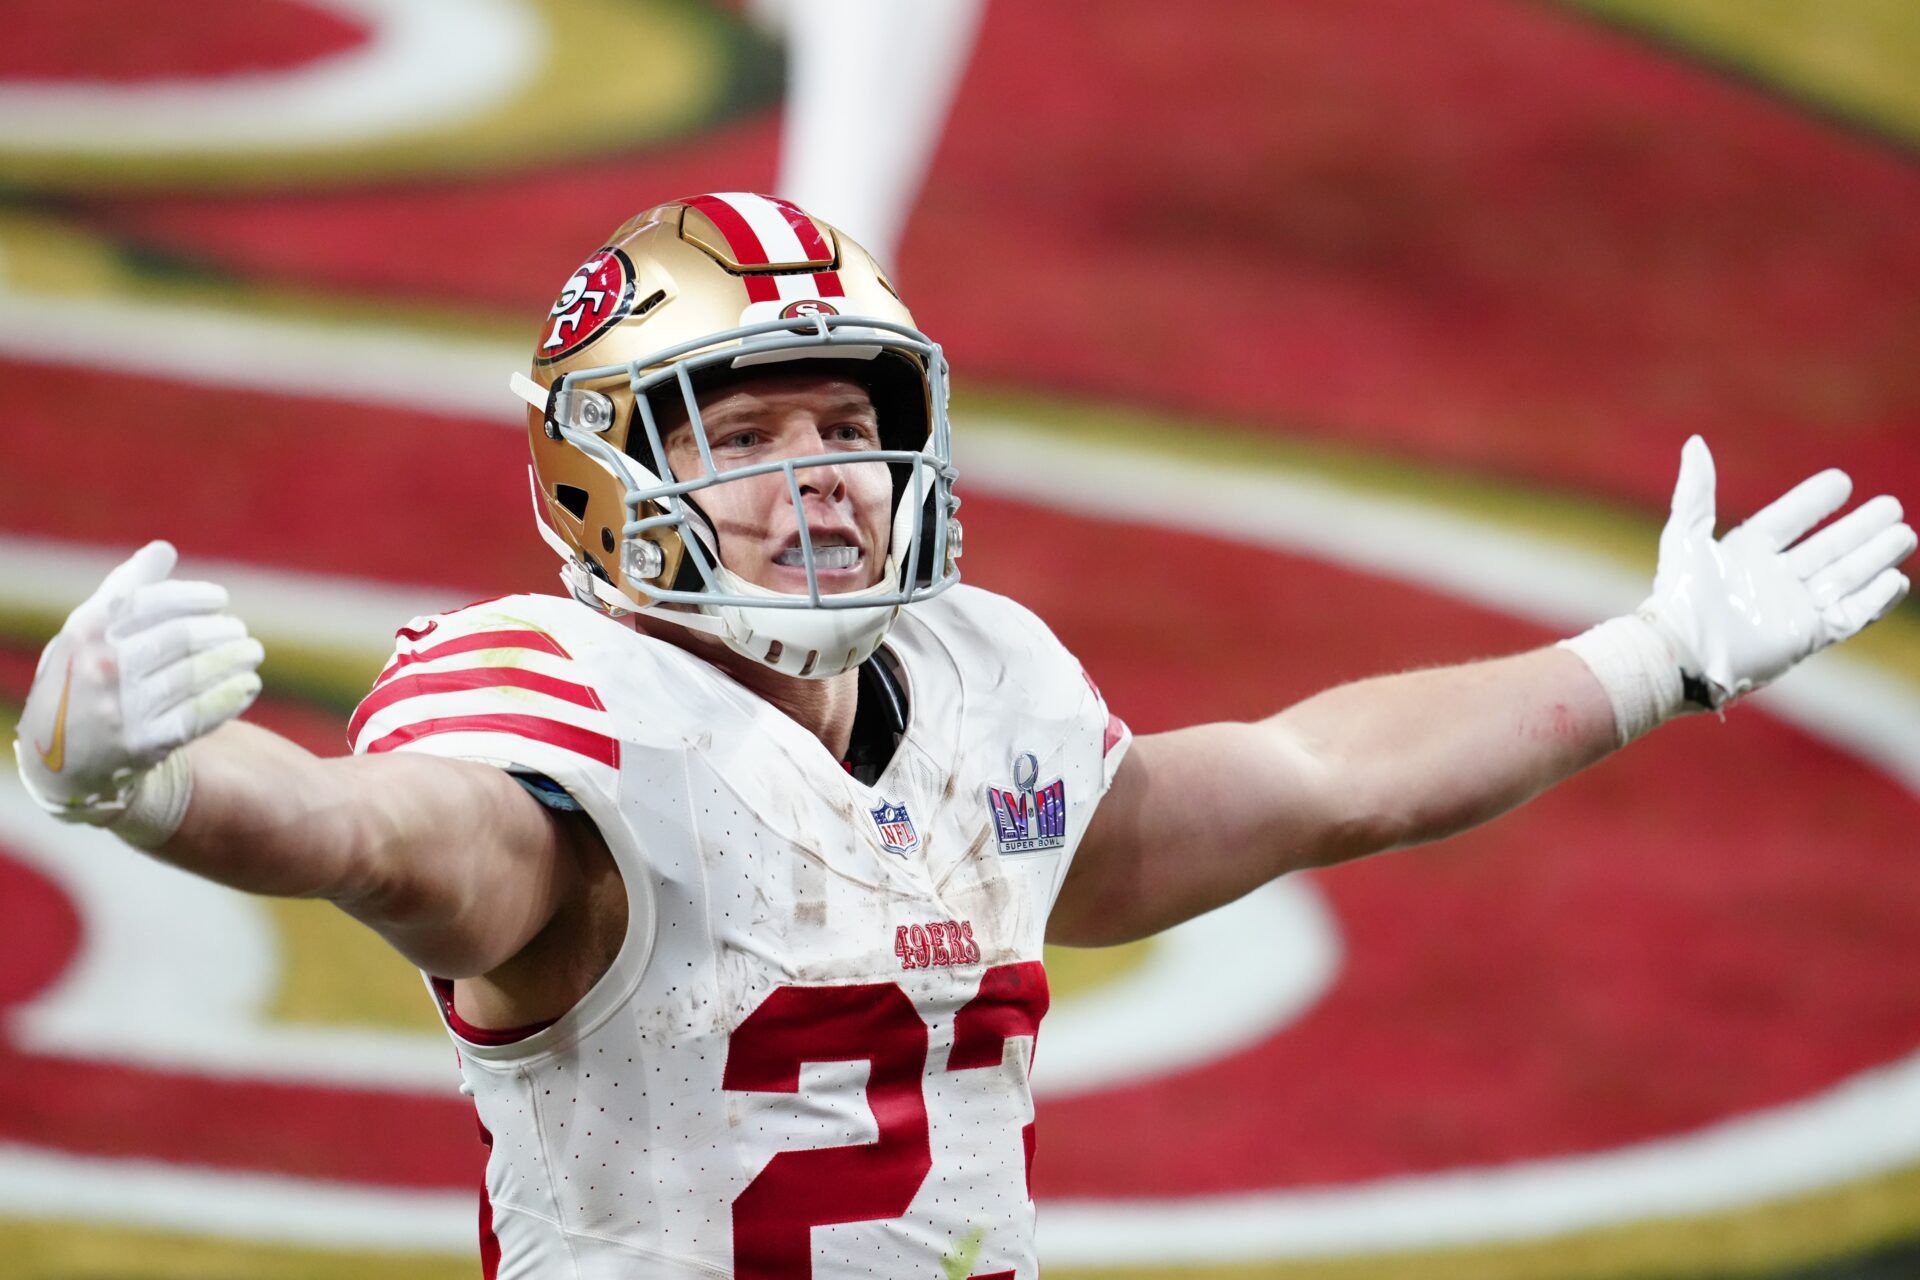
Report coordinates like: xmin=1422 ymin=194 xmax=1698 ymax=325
xmin=511 ymin=192 xmax=959 ymax=678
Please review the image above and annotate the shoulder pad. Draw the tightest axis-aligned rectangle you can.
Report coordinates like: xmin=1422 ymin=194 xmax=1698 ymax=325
xmin=909 ymin=585 xmax=1129 ymax=774
xmin=914 ymin=585 xmax=1081 ymax=682
xmin=911 ymin=585 xmax=1092 ymax=714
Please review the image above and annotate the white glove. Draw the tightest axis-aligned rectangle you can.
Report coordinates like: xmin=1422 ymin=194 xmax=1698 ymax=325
xmin=13 ymin=541 xmax=263 ymax=846
xmin=1643 ymin=435 xmax=1913 ymax=708
xmin=1564 ymin=436 xmax=1913 ymax=743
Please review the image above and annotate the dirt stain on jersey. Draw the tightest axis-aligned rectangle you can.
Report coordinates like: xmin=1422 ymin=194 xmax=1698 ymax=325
xmin=791 ymin=852 xmax=828 ymax=929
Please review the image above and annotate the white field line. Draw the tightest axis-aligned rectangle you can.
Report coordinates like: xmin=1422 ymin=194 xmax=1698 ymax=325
xmin=0 ymin=0 xmax=541 ymax=153
xmin=0 ymin=533 xmax=464 ymax=657
xmin=1033 ymin=871 xmax=1338 ymax=1096
xmin=955 ymin=425 xmax=1920 ymax=798
xmin=1 ymin=305 xmax=1918 ymax=1260
xmin=0 ymin=1144 xmax=472 ymax=1252
xmin=0 ymin=293 xmax=522 ymax=423
xmin=0 ymin=788 xmax=461 ymax=1090
xmin=959 ymin=424 xmax=1638 ymax=630
xmin=1043 ymin=1044 xmax=1920 ymax=1260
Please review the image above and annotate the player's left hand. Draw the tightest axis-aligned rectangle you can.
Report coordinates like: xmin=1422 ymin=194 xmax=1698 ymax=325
xmin=1640 ymin=435 xmax=1914 ymax=709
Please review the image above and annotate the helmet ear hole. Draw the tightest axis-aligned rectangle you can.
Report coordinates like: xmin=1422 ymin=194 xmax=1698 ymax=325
xmin=555 ymin=484 xmax=591 ymax=521
xmin=600 ymin=527 xmax=616 ymax=553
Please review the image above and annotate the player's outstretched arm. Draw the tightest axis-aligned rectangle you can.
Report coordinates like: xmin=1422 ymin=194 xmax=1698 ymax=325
xmin=174 ymin=721 xmax=591 ymax=979
xmin=1053 ymin=645 xmax=1619 ymax=945
xmin=14 ymin=542 xmax=593 ymax=980
xmin=1052 ymin=438 xmax=1913 ymax=947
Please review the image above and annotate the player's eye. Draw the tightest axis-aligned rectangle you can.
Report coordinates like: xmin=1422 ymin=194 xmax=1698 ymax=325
xmin=716 ymin=429 xmax=761 ymax=450
xmin=829 ymin=422 xmax=878 ymax=445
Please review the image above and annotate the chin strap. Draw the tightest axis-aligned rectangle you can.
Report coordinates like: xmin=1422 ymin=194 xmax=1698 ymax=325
xmin=631 ymin=598 xmax=729 ymax=637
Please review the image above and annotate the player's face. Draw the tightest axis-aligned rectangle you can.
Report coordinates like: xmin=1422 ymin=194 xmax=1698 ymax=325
xmin=660 ymin=372 xmax=892 ymax=595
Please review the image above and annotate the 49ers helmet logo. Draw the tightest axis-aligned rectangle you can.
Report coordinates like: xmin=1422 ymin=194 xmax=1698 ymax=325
xmin=538 ymin=247 xmax=637 ymax=363
xmin=780 ymin=298 xmax=838 ymax=320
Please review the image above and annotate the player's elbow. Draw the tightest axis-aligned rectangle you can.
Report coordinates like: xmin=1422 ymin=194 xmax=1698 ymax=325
xmin=337 ymin=833 xmax=516 ymax=980
xmin=1279 ymin=731 xmax=1406 ymax=869
xmin=331 ymin=756 xmax=578 ymax=979
xmin=1312 ymin=743 xmax=1471 ymax=861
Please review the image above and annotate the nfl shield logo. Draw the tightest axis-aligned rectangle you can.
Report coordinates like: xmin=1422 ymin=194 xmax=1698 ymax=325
xmin=870 ymin=800 xmax=920 ymax=856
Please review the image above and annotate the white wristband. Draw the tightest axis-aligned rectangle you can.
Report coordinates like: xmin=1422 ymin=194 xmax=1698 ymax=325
xmin=1557 ymin=614 xmax=1686 ymax=747
xmin=110 ymin=749 xmax=194 ymax=850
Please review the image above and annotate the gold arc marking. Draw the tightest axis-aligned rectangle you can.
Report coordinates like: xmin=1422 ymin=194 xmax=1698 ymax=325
xmin=33 ymin=656 xmax=72 ymax=772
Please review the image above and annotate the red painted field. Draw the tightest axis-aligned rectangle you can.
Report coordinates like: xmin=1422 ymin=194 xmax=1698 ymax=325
xmin=2 ymin=2 xmax=1916 ymax=1275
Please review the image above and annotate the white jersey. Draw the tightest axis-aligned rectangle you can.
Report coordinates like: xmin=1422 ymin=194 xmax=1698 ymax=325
xmin=348 ymin=585 xmax=1129 ymax=1279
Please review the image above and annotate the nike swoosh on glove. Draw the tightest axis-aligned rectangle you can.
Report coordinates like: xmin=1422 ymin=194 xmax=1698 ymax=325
xmin=14 ymin=541 xmax=263 ymax=833
xmin=1641 ymin=435 xmax=1915 ymax=710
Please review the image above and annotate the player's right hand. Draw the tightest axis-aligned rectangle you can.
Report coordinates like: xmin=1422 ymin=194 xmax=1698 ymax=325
xmin=13 ymin=541 xmax=263 ymax=825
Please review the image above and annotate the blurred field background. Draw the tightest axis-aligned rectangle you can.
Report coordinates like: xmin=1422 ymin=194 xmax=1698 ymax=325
xmin=1 ymin=1 xmax=1918 ymax=1277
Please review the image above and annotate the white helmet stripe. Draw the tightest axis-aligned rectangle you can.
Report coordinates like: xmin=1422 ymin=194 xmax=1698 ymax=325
xmin=710 ymin=191 xmax=814 ymax=266
xmin=773 ymin=271 xmax=834 ymax=303
xmin=708 ymin=191 xmax=847 ymax=299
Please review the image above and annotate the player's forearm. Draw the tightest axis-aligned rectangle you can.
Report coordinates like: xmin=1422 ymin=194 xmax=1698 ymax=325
xmin=1271 ymin=645 xmax=1618 ymax=862
xmin=160 ymin=720 xmax=385 ymax=903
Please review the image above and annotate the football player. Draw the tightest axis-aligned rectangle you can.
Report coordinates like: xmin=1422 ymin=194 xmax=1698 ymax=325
xmin=14 ymin=193 xmax=1915 ymax=1280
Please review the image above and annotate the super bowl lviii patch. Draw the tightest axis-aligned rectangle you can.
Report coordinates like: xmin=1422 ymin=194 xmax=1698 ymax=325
xmin=987 ymin=751 xmax=1066 ymax=854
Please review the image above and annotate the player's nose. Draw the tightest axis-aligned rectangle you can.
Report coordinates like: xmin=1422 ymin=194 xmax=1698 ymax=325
xmin=796 ymin=462 xmax=848 ymax=503
xmin=793 ymin=427 xmax=849 ymax=497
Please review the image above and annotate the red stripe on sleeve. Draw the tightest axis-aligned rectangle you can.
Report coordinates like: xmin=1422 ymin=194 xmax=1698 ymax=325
xmin=348 ymin=666 xmax=605 ymax=744
xmin=1080 ymin=665 xmax=1127 ymax=756
xmin=684 ymin=194 xmax=771 ymax=265
xmin=373 ymin=628 xmax=570 ymax=687
xmin=366 ymin=713 xmax=620 ymax=768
